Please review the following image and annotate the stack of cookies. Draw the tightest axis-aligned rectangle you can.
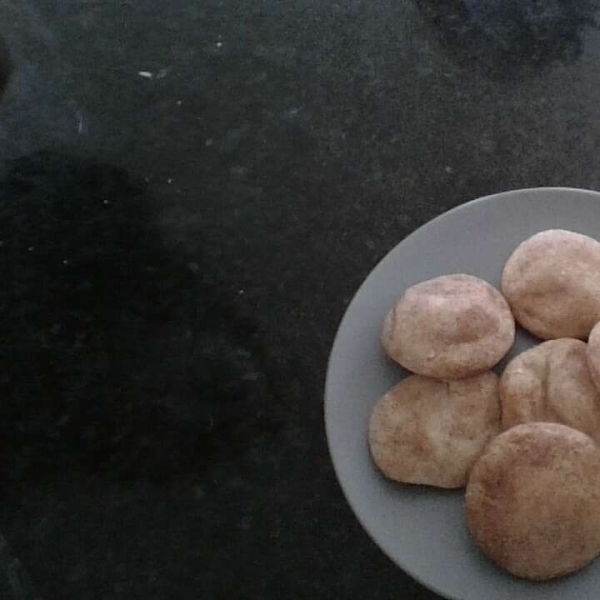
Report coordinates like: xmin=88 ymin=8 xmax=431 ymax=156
xmin=369 ymin=229 xmax=600 ymax=581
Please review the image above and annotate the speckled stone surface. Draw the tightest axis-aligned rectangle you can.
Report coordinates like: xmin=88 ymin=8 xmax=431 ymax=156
xmin=0 ymin=1 xmax=599 ymax=598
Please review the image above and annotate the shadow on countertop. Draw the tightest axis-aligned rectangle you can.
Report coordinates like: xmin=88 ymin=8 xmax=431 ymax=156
xmin=416 ymin=0 xmax=598 ymax=77
xmin=0 ymin=151 xmax=281 ymax=486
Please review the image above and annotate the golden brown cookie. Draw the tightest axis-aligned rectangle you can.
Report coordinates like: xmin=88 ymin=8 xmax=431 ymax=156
xmin=369 ymin=372 xmax=500 ymax=489
xmin=382 ymin=274 xmax=515 ymax=380
xmin=500 ymin=339 xmax=600 ymax=442
xmin=502 ymin=229 xmax=600 ymax=340
xmin=466 ymin=423 xmax=600 ymax=581
xmin=586 ymin=321 xmax=600 ymax=392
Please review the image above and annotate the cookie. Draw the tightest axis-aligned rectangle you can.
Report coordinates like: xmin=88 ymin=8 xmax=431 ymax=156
xmin=500 ymin=339 xmax=600 ymax=442
xmin=586 ymin=321 xmax=600 ymax=392
xmin=466 ymin=423 xmax=600 ymax=580
xmin=382 ymin=274 xmax=515 ymax=380
xmin=502 ymin=229 xmax=600 ymax=340
xmin=369 ymin=372 xmax=500 ymax=489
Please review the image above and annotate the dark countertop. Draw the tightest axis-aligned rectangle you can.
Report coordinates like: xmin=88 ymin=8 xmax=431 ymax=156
xmin=0 ymin=1 xmax=599 ymax=598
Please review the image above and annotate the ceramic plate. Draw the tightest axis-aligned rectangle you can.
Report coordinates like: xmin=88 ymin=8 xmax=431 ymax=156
xmin=325 ymin=188 xmax=600 ymax=599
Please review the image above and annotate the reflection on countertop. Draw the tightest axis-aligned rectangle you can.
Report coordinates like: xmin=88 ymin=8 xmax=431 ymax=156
xmin=417 ymin=0 xmax=597 ymax=77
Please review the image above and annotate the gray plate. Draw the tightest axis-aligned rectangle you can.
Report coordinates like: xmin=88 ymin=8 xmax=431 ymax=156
xmin=324 ymin=188 xmax=600 ymax=600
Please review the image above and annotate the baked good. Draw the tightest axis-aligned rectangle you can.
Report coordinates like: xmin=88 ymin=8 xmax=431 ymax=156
xmin=369 ymin=372 xmax=500 ymax=489
xmin=502 ymin=229 xmax=600 ymax=340
xmin=500 ymin=339 xmax=600 ymax=442
xmin=586 ymin=321 xmax=600 ymax=392
xmin=382 ymin=274 xmax=515 ymax=380
xmin=466 ymin=423 xmax=600 ymax=581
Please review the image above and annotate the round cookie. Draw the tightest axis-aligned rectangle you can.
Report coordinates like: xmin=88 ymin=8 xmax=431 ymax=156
xmin=382 ymin=274 xmax=515 ymax=380
xmin=369 ymin=372 xmax=500 ymax=489
xmin=502 ymin=229 xmax=600 ymax=340
xmin=466 ymin=423 xmax=600 ymax=581
xmin=500 ymin=339 xmax=600 ymax=442
xmin=587 ymin=321 xmax=600 ymax=392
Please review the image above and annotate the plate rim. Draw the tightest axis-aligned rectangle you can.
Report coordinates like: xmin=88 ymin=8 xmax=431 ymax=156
xmin=324 ymin=186 xmax=600 ymax=599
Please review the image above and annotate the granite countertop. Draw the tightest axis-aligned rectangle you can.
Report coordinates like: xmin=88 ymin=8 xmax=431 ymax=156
xmin=0 ymin=1 xmax=599 ymax=598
